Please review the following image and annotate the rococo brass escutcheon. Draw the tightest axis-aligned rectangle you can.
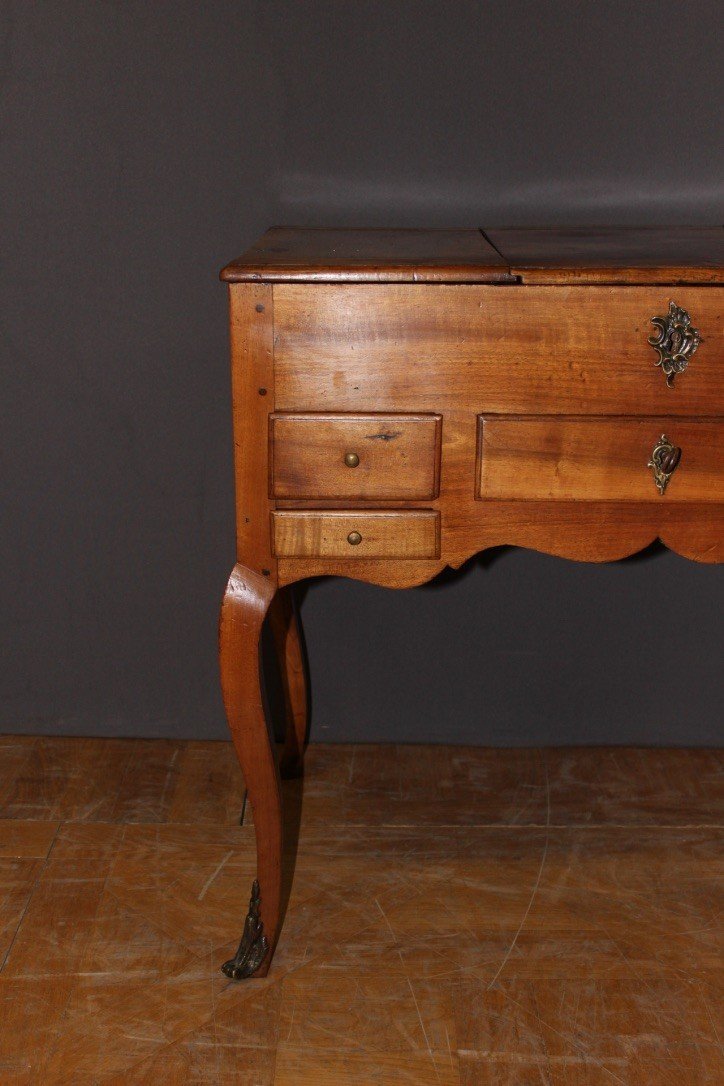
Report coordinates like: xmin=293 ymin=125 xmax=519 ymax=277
xmin=648 ymin=434 xmax=682 ymax=496
xmin=648 ymin=301 xmax=700 ymax=387
xmin=221 ymin=879 xmax=269 ymax=979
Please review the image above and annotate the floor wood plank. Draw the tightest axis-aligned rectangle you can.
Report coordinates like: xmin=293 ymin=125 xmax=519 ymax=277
xmin=0 ymin=737 xmax=721 ymax=1083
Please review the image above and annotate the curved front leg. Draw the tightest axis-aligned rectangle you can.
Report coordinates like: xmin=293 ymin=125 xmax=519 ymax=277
xmin=219 ymin=564 xmax=281 ymax=979
xmin=269 ymin=586 xmax=309 ymax=779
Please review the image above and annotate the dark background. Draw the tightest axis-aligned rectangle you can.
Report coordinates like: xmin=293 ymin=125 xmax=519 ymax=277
xmin=2 ymin=1 xmax=722 ymax=745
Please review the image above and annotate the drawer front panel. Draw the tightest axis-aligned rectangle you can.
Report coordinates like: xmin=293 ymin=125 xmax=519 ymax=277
xmin=274 ymin=285 xmax=724 ymax=415
xmin=270 ymin=413 xmax=441 ymax=499
xmin=272 ymin=510 xmax=440 ymax=558
xmin=477 ymin=417 xmax=723 ymax=502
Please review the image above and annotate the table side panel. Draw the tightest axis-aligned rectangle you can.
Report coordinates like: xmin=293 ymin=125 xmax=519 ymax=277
xmin=229 ymin=282 xmax=276 ymax=578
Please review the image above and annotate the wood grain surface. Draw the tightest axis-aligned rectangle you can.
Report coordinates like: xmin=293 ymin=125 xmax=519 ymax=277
xmin=274 ymin=284 xmax=723 ymax=416
xmin=228 ymin=282 xmax=277 ymax=579
xmin=220 ymin=227 xmax=512 ymax=283
xmin=477 ymin=416 xmax=724 ymax=502
xmin=270 ymin=412 xmax=441 ymax=500
xmin=0 ymin=736 xmax=721 ymax=1083
xmin=218 ymin=565 xmax=281 ymax=978
xmin=487 ymin=225 xmax=724 ymax=284
xmin=268 ymin=587 xmax=309 ymax=780
xmin=272 ymin=509 xmax=440 ymax=558
xmin=270 ymin=283 xmax=723 ymax=576
xmin=221 ymin=226 xmax=724 ymax=285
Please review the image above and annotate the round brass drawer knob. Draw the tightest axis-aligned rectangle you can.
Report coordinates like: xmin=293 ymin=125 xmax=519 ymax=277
xmin=344 ymin=452 xmax=360 ymax=468
xmin=347 ymin=531 xmax=362 ymax=546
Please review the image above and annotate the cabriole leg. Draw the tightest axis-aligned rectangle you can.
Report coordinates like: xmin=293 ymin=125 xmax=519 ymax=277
xmin=219 ymin=564 xmax=281 ymax=979
xmin=268 ymin=585 xmax=309 ymax=779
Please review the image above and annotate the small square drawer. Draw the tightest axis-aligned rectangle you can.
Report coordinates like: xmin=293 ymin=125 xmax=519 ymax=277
xmin=271 ymin=510 xmax=440 ymax=558
xmin=476 ymin=416 xmax=723 ymax=501
xmin=270 ymin=413 xmax=441 ymax=500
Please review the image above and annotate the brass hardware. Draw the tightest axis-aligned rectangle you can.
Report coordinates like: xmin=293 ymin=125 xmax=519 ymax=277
xmin=347 ymin=531 xmax=362 ymax=546
xmin=221 ymin=879 xmax=269 ymax=980
xmin=648 ymin=302 xmax=700 ymax=387
xmin=344 ymin=452 xmax=360 ymax=468
xmin=648 ymin=434 xmax=682 ymax=496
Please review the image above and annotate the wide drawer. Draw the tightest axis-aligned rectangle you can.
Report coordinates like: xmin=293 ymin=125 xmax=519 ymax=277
xmin=274 ymin=286 xmax=723 ymax=415
xmin=270 ymin=413 xmax=441 ymax=499
xmin=477 ymin=416 xmax=723 ymax=501
xmin=271 ymin=510 xmax=440 ymax=558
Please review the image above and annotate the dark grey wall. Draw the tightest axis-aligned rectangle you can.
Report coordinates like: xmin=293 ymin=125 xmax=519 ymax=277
xmin=1 ymin=1 xmax=722 ymax=744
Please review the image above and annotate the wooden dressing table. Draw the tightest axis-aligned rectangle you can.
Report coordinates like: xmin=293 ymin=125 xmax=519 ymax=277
xmin=217 ymin=227 xmax=723 ymax=979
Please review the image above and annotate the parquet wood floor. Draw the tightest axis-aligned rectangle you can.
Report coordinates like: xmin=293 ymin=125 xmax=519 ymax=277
xmin=0 ymin=737 xmax=721 ymax=1083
